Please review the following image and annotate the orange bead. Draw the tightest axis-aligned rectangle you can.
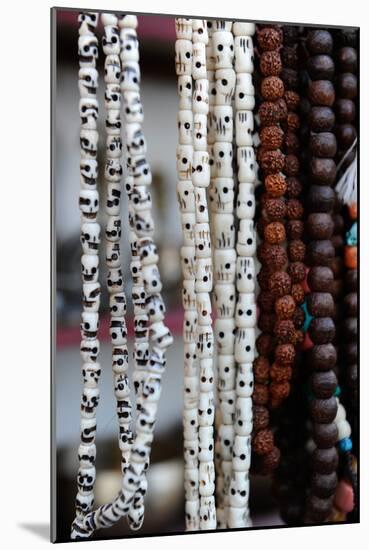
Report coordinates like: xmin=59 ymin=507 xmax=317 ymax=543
xmin=301 ymin=267 xmax=311 ymax=293
xmin=301 ymin=332 xmax=314 ymax=350
xmin=344 ymin=245 xmax=357 ymax=269
xmin=348 ymin=202 xmax=357 ymax=220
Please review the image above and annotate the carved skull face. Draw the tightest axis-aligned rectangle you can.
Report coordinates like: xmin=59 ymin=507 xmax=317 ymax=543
xmin=234 ymin=327 xmax=255 ymax=363
xmin=110 ymin=317 xmax=127 ymax=345
xmin=175 ymin=18 xmax=192 ymax=40
xmin=213 ymin=213 xmax=235 ymax=249
xmin=79 ymin=98 xmax=98 ymax=129
xmin=82 ymin=282 xmax=101 ymax=312
xmin=183 ymin=342 xmax=197 ymax=378
xmin=138 ymin=403 xmax=157 ymax=433
xmin=217 ymin=354 xmax=236 ymax=390
xmin=235 ymin=35 xmax=254 ymax=74
xmin=192 ymin=19 xmax=208 ymax=43
xmin=198 ymin=392 xmax=215 ymax=427
xmin=112 ymin=345 xmax=129 ymax=373
xmin=131 ymin=284 xmax=146 ymax=313
xmin=211 ymin=177 xmax=234 ymax=213
xmin=78 ymin=442 xmax=96 ymax=469
xmin=80 ymin=129 xmax=98 ymax=159
xmin=104 ymin=82 xmax=121 ymax=111
xmin=198 ymin=431 xmax=215 ymax=464
xmin=114 ymin=372 xmax=130 ymax=399
xmin=212 ymin=31 xmax=234 ymax=69
xmin=146 ymin=294 xmax=166 ymax=323
xmin=139 ymin=237 xmax=158 ymax=266
xmin=81 ymin=387 xmax=100 ymax=418
xmin=120 ymin=27 xmax=139 ymax=62
xmin=177 ymin=145 xmax=193 ymax=180
xmin=126 ymin=122 xmax=147 ymax=156
xmin=195 ymin=258 xmax=213 ymax=293
xmin=80 ymin=417 xmax=96 ymax=445
xmin=237 ymin=257 xmax=255 ymax=293
xmin=238 ymin=145 xmax=256 ymax=183
xmin=80 ymin=339 xmax=99 ymax=362
xmin=185 ymin=500 xmax=200 ymax=531
xmin=195 ymin=188 xmax=209 ymax=223
xmin=78 ymin=67 xmax=98 ymax=99
xmin=219 ymin=389 xmax=236 ymax=424
xmin=237 ymin=183 xmax=255 ymax=219
xmin=131 ymin=155 xmax=152 ymax=187
xmin=80 ymin=159 xmax=98 ymax=189
xmin=196 ymin=325 xmax=214 ymax=359
xmin=177 ymin=180 xmax=195 ymax=213
xmin=214 ymin=142 xmax=233 ymax=177
xmin=195 ymin=223 xmax=212 ymax=258
xmin=134 ymin=313 xmax=149 ymax=342
xmin=131 ymin=186 xmax=152 ymax=212
xmin=175 ymin=39 xmax=192 ymax=76
xmin=142 ymin=264 xmax=162 ymax=293
xmin=213 ymin=105 xmax=233 ymax=142
xmin=214 ymin=283 xmax=235 ymax=318
xmin=79 ymin=189 xmax=99 ymax=221
xmin=109 ymin=291 xmax=127 ymax=317
xmin=106 ymin=108 xmax=121 ymax=134
xmin=118 ymin=425 xmax=133 ymax=453
xmin=123 ymin=91 xmax=144 ymax=123
xmin=81 ymin=222 xmax=100 ymax=254
xmin=106 ymin=136 xmax=122 ymax=161
xmin=75 ymin=492 xmax=94 ymax=515
xmin=181 ymin=245 xmax=196 ymax=280
xmin=105 ymin=158 xmax=122 ymax=182
xmin=183 ymin=311 xmax=198 ymax=343
xmin=178 ymin=75 xmax=192 ymax=110
xmin=199 ymin=358 xmax=214 ymax=391
xmin=183 ymin=408 xmax=198 ymax=444
xmin=102 ymin=25 xmax=120 ymax=55
xmin=107 ymin=267 xmax=124 ymax=293
xmin=178 ymin=110 xmax=193 ymax=145
xmin=235 ymin=109 xmax=254 ymax=147
xmin=235 ymin=293 xmax=256 ymax=328
xmin=215 ymin=68 xmax=236 ymax=105
xmin=149 ymin=346 xmax=167 ymax=374
xmin=121 ymin=61 xmax=140 ymax=90
xmin=197 ymin=293 xmax=212 ymax=326
xmin=192 ymin=42 xmax=207 ymax=80
xmin=78 ymin=35 xmax=98 ymax=67
xmin=105 ymin=217 xmax=121 ymax=244
xmin=219 ymin=424 xmax=234 ymax=461
xmin=130 ymin=258 xmax=141 ymax=284
xmin=236 ymin=219 xmax=256 ymax=256
xmin=105 ymin=183 xmax=121 ymax=217
xmin=192 ymin=151 xmax=210 ymax=187
xmin=81 ymin=254 xmax=99 ymax=283
xmin=235 ymin=394 xmax=253 ymax=434
xmin=229 ymin=471 xmax=250 ymax=508
xmin=235 ymin=73 xmax=255 ymax=111
xmin=184 ymin=438 xmax=198 ymax=469
xmin=215 ymin=318 xmax=236 ymax=354
xmin=181 ymin=213 xmax=196 ymax=245
xmin=142 ymin=375 xmax=162 ymax=402
xmin=78 ymin=12 xmax=98 ymax=34
xmin=182 ymin=279 xmax=196 ymax=311
xmin=131 ymin=433 xmax=151 ymax=463
xmin=199 ymin=496 xmax=216 ymax=529
xmin=232 ymin=434 xmax=251 ymax=471
xmin=81 ymin=363 xmax=101 ymax=387
xmin=150 ymin=321 xmax=173 ymax=349
xmin=118 ymin=14 xmax=138 ymax=29
xmin=193 ymin=113 xmax=207 ymax=150
xmin=184 ymin=467 xmax=199 ymax=501
xmin=130 ymin=211 xmax=154 ymax=238
xmin=116 ymin=399 xmax=132 ymax=424
xmin=104 ymin=54 xmax=121 ymax=84
xmin=193 ymin=79 xmax=209 ymax=115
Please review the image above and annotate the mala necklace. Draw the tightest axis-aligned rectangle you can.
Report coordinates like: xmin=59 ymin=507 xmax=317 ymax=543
xmin=72 ymin=12 xmax=173 ymax=540
xmin=303 ymin=28 xmax=339 ymax=523
xmin=75 ymin=11 xmax=101 ymax=535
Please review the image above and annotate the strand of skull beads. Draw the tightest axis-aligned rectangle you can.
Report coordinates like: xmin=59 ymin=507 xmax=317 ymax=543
xmin=302 ymin=28 xmax=339 ymax=523
xmin=71 ymin=14 xmax=173 ymax=539
xmin=209 ymin=20 xmax=237 ymax=529
xmin=226 ymin=21 xmax=257 ymax=529
xmin=174 ymin=17 xmax=201 ymax=532
xmin=191 ymin=19 xmax=217 ymax=531
xmin=73 ymin=11 xmax=101 ymax=539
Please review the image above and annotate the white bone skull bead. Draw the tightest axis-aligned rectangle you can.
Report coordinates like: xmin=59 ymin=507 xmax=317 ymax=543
xmin=235 ymin=73 xmax=255 ymax=111
xmin=80 ymin=159 xmax=98 ymax=189
xmin=181 ymin=213 xmax=196 ymax=245
xmin=105 ymin=216 xmax=121 ymax=241
xmin=199 ymin=460 xmax=215 ymax=495
xmin=198 ymin=392 xmax=215 ymax=427
xmin=123 ymin=91 xmax=144 ymax=123
xmin=134 ymin=314 xmax=149 ymax=342
xmin=237 ymin=219 xmax=256 ymax=256
xmin=120 ymin=27 xmax=139 ymax=62
xmin=212 ymin=31 xmax=234 ymax=69
xmin=81 ymin=222 xmax=100 ymax=254
xmin=177 ymin=145 xmax=193 ymax=180
xmin=102 ymin=25 xmax=120 ymax=55
xmin=182 ymin=279 xmax=196 ymax=311
xmin=217 ymin=354 xmax=236 ymax=390
xmin=237 ymin=146 xmax=256 ymax=184
xmin=175 ymin=39 xmax=192 ymax=76
xmin=178 ymin=75 xmax=192 ymax=110
xmin=142 ymin=264 xmax=162 ymax=293
xmin=219 ymin=424 xmax=235 ymax=461
xmin=184 ymin=342 xmax=197 ymax=376
xmin=197 ymin=324 xmax=214 ymax=359
xmin=184 ymin=375 xmax=199 ymax=402
xmin=150 ymin=321 xmax=173 ymax=349
xmin=175 ymin=18 xmax=193 ymax=40
xmin=118 ymin=15 xmax=138 ymax=29
xmin=130 ymin=258 xmax=141 ymax=284
xmin=106 ymin=239 xmax=121 ymax=270
xmin=232 ymin=22 xmax=255 ymax=36
xmin=126 ymin=122 xmax=147 ymax=156
xmin=193 ymin=113 xmax=207 ymax=150
xmin=130 ymin=211 xmax=154 ymax=237
xmin=78 ymin=442 xmax=96 ymax=469
xmin=81 ymin=311 xmax=99 ymax=339
xmin=112 ymin=345 xmax=129 ymax=373
xmin=78 ymin=67 xmax=98 ymax=98
xmin=80 ymin=339 xmax=100 ymax=363
xmin=131 ymin=155 xmax=152 ymax=186
xmin=79 ymin=190 xmax=99 ymax=221
xmin=215 ymin=68 xmax=236 ymax=105
xmin=131 ymin=284 xmax=146 ymax=313
xmin=237 ymin=257 xmax=255 ymax=293
xmin=106 ymin=135 xmax=122 ymax=160
xmin=199 ymin=496 xmax=217 ymax=529
xmin=213 ymin=20 xmax=233 ymax=32
xmin=78 ymin=12 xmax=98 ymax=34
xmin=213 ymin=213 xmax=235 ymax=249
xmin=229 ymin=471 xmax=250 ymax=508
xmin=105 ymin=182 xmax=121 ymax=216
xmin=192 ymin=19 xmax=208 ymax=44
xmin=104 ymin=54 xmax=121 ymax=84
xmin=235 ymin=35 xmax=254 ymax=74
xmin=80 ymin=98 xmax=98 ymax=129
xmin=139 ymin=237 xmax=158 ymax=266
xmin=106 ymin=108 xmax=122 ymax=134
xmin=195 ymin=223 xmax=212 ymax=258
xmin=81 ymin=254 xmax=99 ymax=283
xmin=195 ymin=188 xmax=209 ymax=223
xmin=101 ymin=13 xmax=118 ymax=26
xmin=181 ymin=245 xmax=196 ymax=281
xmin=232 ymin=435 xmax=251 ymax=472
xmin=121 ymin=61 xmax=140 ymax=90
xmin=81 ymin=363 xmax=101 ymax=387
xmin=131 ymin=432 xmax=152 ymax=463
xmin=82 ymin=282 xmax=101 ymax=312
xmin=237 ymin=183 xmax=255 ymax=219
xmin=110 ymin=292 xmax=127 ymax=317
xmin=178 ymin=110 xmax=193 ymax=145
xmin=77 ymin=467 xmax=96 ymax=496
xmin=78 ymin=35 xmax=98 ymax=67
xmin=80 ymin=417 xmax=96 ymax=445
xmin=215 ymin=318 xmax=236 ymax=354
xmin=80 ymin=129 xmax=98 ymax=159
xmin=184 ymin=438 xmax=198 ymax=469
xmin=214 ymin=283 xmax=235 ymax=318
xmin=199 ymin=358 xmax=214 ymax=391
xmin=81 ymin=387 xmax=100 ymax=418
xmin=113 ymin=373 xmax=130 ymax=399
xmin=110 ymin=317 xmax=127 ymax=345
xmin=212 ymin=177 xmax=234 ymax=213
xmin=207 ymin=108 xmax=216 ymax=142
xmin=105 ymin=158 xmax=122 ymax=182
xmin=185 ymin=500 xmax=200 ymax=531
xmin=235 ymin=328 xmax=255 ymax=363
xmin=142 ymin=375 xmax=162 ymax=403
xmin=213 ymin=248 xmax=236 ymax=284
xmin=192 ymin=42 xmax=207 ymax=80
xmin=177 ymin=180 xmax=195 ymax=213
xmin=213 ymin=105 xmax=233 ymax=142
xmin=219 ymin=389 xmax=236 ymax=424
xmin=118 ymin=425 xmax=133 ymax=453
xmin=236 ymin=110 xmax=254 ymax=147
xmin=107 ymin=267 xmax=124 ymax=293
xmin=183 ymin=408 xmax=198 ymax=436
xmin=197 ymin=292 xmax=212 ymax=326
xmin=184 ymin=468 xmax=199 ymax=501
xmin=235 ymin=395 xmax=253 ymax=435
xmin=213 ymin=142 xmax=233 ymax=177
xmin=131 ymin=186 xmax=152 ymax=212
xmin=195 ymin=257 xmax=213 ymax=293
xmin=183 ymin=311 xmax=198 ymax=343
xmin=235 ymin=293 xmax=257 ymax=328
xmin=193 ymin=79 xmax=209 ymax=115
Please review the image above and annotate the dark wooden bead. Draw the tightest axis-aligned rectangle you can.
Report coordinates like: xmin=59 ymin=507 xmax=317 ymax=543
xmin=286 ymin=220 xmax=304 ymax=240
xmin=309 ymin=317 xmax=335 ymax=344
xmin=344 ymin=292 xmax=357 ymax=316
xmin=307 ymin=55 xmax=335 ymax=80
xmin=309 ymin=157 xmax=336 ymax=185
xmin=335 ymin=98 xmax=356 ymax=123
xmin=312 ymin=422 xmax=338 ymax=448
xmin=310 ymin=397 xmax=337 ymax=423
xmin=283 ymin=25 xmax=299 ymax=45
xmin=307 ymin=185 xmax=335 ymax=213
xmin=332 ymin=213 xmax=345 ymax=235
xmin=307 ymin=30 xmax=333 ymax=55
xmin=306 ymin=494 xmax=333 ymax=522
xmin=308 ymin=106 xmax=335 ymax=132
xmin=328 ymin=256 xmax=343 ymax=278
xmin=345 ymin=269 xmax=357 ymax=292
xmin=311 ymin=447 xmax=338 ymax=474
xmin=309 ymin=132 xmax=337 ymax=158
xmin=306 ymin=213 xmax=334 ymax=239
xmin=281 ymin=67 xmax=299 ymax=90
xmin=331 ymin=279 xmax=344 ymax=302
xmin=337 ymin=73 xmax=357 ymax=99
xmin=307 ymin=292 xmax=334 ymax=317
xmin=343 ymin=317 xmax=357 ymax=342
xmin=308 ymin=266 xmax=333 ymax=292
xmin=335 ymin=124 xmax=357 ymax=149
xmin=281 ymin=45 xmax=298 ymax=69
xmin=347 ymin=364 xmax=357 ymax=390
xmin=345 ymin=342 xmax=357 ymax=364
xmin=311 ymin=472 xmax=338 ymax=498
xmin=308 ymin=344 xmax=337 ymax=371
xmin=311 ymin=370 xmax=337 ymax=399
xmin=309 ymin=80 xmax=335 ymax=106
xmin=306 ymin=240 xmax=335 ymax=267
xmin=337 ymin=47 xmax=357 ymax=73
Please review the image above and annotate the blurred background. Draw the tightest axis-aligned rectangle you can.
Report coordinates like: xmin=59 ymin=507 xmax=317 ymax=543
xmin=53 ymin=8 xmax=281 ymax=542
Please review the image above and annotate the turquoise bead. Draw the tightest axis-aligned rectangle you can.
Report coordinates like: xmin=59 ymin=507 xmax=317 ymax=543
xmin=301 ymin=301 xmax=314 ymax=333
xmin=346 ymin=222 xmax=357 ymax=246
xmin=334 ymin=386 xmax=341 ymax=397
xmin=339 ymin=438 xmax=352 ymax=452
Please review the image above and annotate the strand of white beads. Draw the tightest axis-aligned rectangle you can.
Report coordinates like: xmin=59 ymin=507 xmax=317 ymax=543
xmin=72 ymin=11 xmax=101 ymax=540
xmin=228 ymin=21 xmax=256 ymax=529
xmin=175 ymin=17 xmax=201 ymax=532
xmin=191 ymin=18 xmax=217 ymax=531
xmin=210 ymin=20 xmax=236 ymax=529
